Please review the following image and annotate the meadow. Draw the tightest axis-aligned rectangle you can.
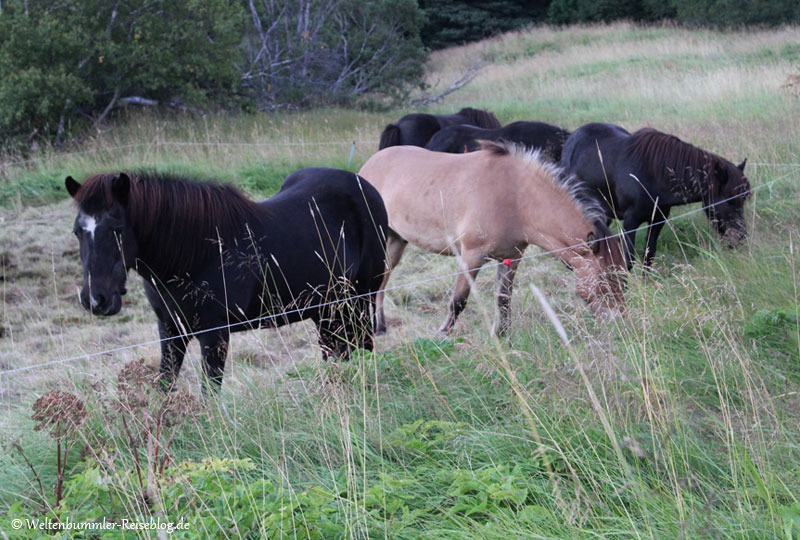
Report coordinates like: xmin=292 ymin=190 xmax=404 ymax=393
xmin=1 ymin=22 xmax=799 ymax=539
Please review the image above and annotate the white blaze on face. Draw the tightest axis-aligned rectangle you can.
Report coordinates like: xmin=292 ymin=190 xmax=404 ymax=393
xmin=79 ymin=212 xmax=98 ymax=241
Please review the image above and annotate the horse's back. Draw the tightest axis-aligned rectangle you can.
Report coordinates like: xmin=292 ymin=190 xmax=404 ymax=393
xmin=497 ymin=121 xmax=570 ymax=161
xmin=358 ymin=146 xmax=526 ymax=253
xmin=425 ymin=124 xmax=486 ymax=153
xmin=561 ymin=123 xmax=630 ymax=177
xmin=379 ymin=108 xmax=499 ymax=149
xmin=559 ymin=124 xmax=630 ymax=215
xmin=379 ymin=113 xmax=442 ymax=149
xmin=428 ymin=121 xmax=569 ymax=160
xmin=265 ymin=167 xmax=387 ymax=291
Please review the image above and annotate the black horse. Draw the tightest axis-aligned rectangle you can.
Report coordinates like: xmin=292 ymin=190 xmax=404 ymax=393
xmin=425 ymin=121 xmax=571 ymax=162
xmin=378 ymin=107 xmax=501 ymax=149
xmin=560 ymin=123 xmax=750 ymax=269
xmin=66 ymin=168 xmax=388 ymax=391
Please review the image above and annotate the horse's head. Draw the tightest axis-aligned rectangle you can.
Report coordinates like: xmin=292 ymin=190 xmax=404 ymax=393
xmin=706 ymin=158 xmax=750 ymax=248
xmin=581 ymin=221 xmax=627 ymax=314
xmin=66 ymin=173 xmax=137 ymax=316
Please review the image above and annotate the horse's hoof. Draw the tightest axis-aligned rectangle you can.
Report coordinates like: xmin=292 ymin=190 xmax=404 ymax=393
xmin=436 ymin=325 xmax=452 ymax=338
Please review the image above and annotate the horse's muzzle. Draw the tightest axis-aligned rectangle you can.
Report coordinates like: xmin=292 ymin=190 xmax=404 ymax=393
xmin=80 ymin=289 xmax=123 ymax=316
xmin=723 ymin=227 xmax=747 ymax=249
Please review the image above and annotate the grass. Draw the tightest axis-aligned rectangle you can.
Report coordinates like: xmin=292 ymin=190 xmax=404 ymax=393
xmin=1 ymin=21 xmax=800 ymax=539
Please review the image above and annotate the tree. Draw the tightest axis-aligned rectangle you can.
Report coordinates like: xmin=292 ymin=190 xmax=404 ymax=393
xmin=419 ymin=0 xmax=551 ymax=50
xmin=0 ymin=0 xmax=243 ymax=147
xmin=241 ymin=0 xmax=426 ymax=109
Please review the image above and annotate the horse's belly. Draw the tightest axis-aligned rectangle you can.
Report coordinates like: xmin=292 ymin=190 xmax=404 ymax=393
xmin=389 ymin=214 xmax=460 ymax=255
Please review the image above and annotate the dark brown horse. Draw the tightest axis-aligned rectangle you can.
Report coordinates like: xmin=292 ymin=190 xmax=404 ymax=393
xmin=560 ymin=123 xmax=750 ymax=269
xmin=378 ymin=107 xmax=501 ymax=149
xmin=66 ymin=169 xmax=388 ymax=391
xmin=426 ymin=121 xmax=571 ymax=162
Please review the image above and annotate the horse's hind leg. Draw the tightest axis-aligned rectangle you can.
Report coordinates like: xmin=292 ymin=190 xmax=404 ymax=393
xmin=375 ymin=232 xmax=408 ymax=335
xmin=494 ymin=258 xmax=520 ymax=336
xmin=439 ymin=251 xmax=485 ymax=334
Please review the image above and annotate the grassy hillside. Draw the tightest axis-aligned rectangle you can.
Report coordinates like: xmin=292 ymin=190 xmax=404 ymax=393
xmin=1 ymin=22 xmax=799 ymax=539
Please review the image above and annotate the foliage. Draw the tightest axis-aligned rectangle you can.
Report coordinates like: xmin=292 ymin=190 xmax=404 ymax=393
xmin=0 ymin=0 xmax=243 ymax=147
xmin=241 ymin=0 xmax=426 ymax=110
xmin=670 ymin=0 xmax=800 ymax=27
xmin=421 ymin=0 xmax=800 ymax=48
xmin=419 ymin=0 xmax=550 ymax=50
xmin=546 ymin=0 xmax=800 ymax=26
xmin=547 ymin=0 xmax=652 ymax=24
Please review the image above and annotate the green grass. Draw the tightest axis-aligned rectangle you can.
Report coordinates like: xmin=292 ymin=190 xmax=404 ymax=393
xmin=1 ymin=21 xmax=800 ymax=540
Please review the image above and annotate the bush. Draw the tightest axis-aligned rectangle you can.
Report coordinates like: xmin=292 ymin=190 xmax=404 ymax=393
xmin=0 ymin=0 xmax=243 ymax=148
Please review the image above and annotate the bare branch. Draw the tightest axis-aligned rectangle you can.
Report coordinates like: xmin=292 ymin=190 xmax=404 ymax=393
xmin=91 ymin=87 xmax=120 ymax=131
xmin=411 ymin=64 xmax=482 ymax=106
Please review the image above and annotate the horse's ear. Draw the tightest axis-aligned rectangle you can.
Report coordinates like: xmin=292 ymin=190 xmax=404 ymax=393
xmin=112 ymin=173 xmax=130 ymax=206
xmin=65 ymin=176 xmax=81 ymax=198
xmin=737 ymin=158 xmax=747 ymax=172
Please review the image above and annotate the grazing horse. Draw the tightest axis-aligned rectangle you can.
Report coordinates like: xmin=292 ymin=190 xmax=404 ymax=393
xmin=358 ymin=141 xmax=626 ymax=336
xmin=560 ymin=123 xmax=751 ymax=269
xmin=378 ymin=107 xmax=501 ymax=149
xmin=65 ymin=168 xmax=388 ymax=391
xmin=426 ymin=121 xmax=571 ymax=162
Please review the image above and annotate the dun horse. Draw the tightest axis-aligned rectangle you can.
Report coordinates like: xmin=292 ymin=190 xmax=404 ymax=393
xmin=426 ymin=120 xmax=570 ymax=162
xmin=66 ymin=169 xmax=388 ymax=391
xmin=358 ymin=141 xmax=626 ymax=336
xmin=560 ymin=123 xmax=751 ymax=269
xmin=378 ymin=107 xmax=501 ymax=149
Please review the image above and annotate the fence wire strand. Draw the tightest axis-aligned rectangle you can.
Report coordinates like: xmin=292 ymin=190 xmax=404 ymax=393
xmin=1 ymin=163 xmax=797 ymax=377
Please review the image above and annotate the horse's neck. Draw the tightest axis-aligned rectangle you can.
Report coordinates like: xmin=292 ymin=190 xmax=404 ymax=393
xmin=518 ymin=185 xmax=592 ymax=259
xmin=662 ymin=166 xmax=710 ymax=205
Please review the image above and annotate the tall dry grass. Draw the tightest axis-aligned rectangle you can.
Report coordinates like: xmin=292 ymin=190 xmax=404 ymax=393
xmin=1 ymin=21 xmax=799 ymax=539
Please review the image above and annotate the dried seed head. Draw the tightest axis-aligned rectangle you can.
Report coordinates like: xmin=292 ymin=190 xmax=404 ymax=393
xmin=116 ymin=358 xmax=161 ymax=409
xmin=161 ymin=389 xmax=201 ymax=428
xmin=31 ymin=389 xmax=87 ymax=439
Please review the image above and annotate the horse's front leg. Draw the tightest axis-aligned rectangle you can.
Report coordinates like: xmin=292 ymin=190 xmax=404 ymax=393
xmin=197 ymin=328 xmax=230 ymax=395
xmin=643 ymin=206 xmax=670 ymax=268
xmin=375 ymin=232 xmax=408 ymax=335
xmin=439 ymin=251 xmax=485 ymax=334
xmin=621 ymin=212 xmax=641 ymax=271
xmin=494 ymin=258 xmax=520 ymax=336
xmin=157 ymin=318 xmax=191 ymax=391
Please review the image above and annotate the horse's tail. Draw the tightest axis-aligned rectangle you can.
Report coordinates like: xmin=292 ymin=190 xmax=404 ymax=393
xmin=346 ymin=174 xmax=388 ymax=291
xmin=352 ymin=173 xmax=389 ymax=346
xmin=378 ymin=124 xmax=401 ymax=149
xmin=458 ymin=108 xmax=501 ymax=129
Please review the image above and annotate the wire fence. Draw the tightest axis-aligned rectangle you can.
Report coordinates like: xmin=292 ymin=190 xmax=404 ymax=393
xmin=1 ymin=138 xmax=799 ymax=170
xmin=0 ymin=140 xmax=376 ymax=169
xmin=1 ymin=162 xmax=797 ymax=378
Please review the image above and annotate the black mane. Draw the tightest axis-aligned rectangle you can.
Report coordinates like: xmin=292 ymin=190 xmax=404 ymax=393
xmin=74 ymin=171 xmax=263 ymax=276
xmin=626 ymin=128 xmax=750 ymax=199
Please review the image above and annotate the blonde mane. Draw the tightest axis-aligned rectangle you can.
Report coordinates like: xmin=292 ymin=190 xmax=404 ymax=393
xmin=477 ymin=140 xmax=605 ymax=224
